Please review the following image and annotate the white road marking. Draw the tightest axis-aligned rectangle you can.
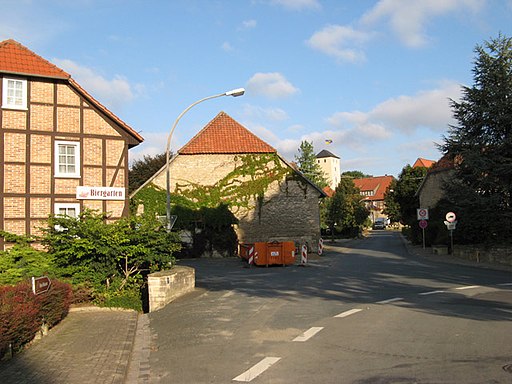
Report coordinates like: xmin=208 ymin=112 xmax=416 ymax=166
xmin=293 ymin=327 xmax=324 ymax=342
xmin=419 ymin=290 xmax=446 ymax=296
xmin=377 ymin=297 xmax=403 ymax=304
xmin=233 ymin=357 xmax=281 ymax=382
xmin=221 ymin=291 xmax=235 ymax=298
xmin=498 ymin=283 xmax=512 ymax=286
xmin=334 ymin=308 xmax=363 ymax=318
xmin=455 ymin=285 xmax=480 ymax=290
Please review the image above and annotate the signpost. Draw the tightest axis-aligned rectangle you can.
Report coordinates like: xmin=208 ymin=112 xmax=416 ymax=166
xmin=32 ymin=276 xmax=51 ymax=295
xmin=417 ymin=208 xmax=429 ymax=249
xmin=444 ymin=212 xmax=457 ymax=253
xmin=418 ymin=219 xmax=428 ymax=249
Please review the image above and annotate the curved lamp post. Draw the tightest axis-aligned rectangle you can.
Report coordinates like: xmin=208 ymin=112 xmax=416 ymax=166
xmin=165 ymin=88 xmax=245 ymax=230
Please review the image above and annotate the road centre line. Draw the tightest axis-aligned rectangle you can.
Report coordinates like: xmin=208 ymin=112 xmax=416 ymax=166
xmin=455 ymin=285 xmax=480 ymax=290
xmin=232 ymin=357 xmax=281 ymax=382
xmin=293 ymin=327 xmax=324 ymax=342
xmin=419 ymin=290 xmax=446 ymax=296
xmin=377 ymin=297 xmax=403 ymax=304
xmin=335 ymin=308 xmax=363 ymax=318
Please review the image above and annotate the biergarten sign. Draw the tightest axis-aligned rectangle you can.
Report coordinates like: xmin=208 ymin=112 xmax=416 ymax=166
xmin=76 ymin=186 xmax=125 ymax=201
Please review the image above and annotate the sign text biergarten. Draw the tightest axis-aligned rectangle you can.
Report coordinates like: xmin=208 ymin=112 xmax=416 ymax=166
xmin=76 ymin=186 xmax=125 ymax=201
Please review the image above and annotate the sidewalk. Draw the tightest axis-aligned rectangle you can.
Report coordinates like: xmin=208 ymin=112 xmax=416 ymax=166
xmin=0 ymin=306 xmax=149 ymax=384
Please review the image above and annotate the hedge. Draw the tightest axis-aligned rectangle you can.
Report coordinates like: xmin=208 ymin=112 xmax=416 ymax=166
xmin=0 ymin=279 xmax=72 ymax=359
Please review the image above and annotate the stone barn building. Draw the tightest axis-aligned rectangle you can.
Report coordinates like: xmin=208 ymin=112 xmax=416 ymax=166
xmin=0 ymin=39 xmax=143 ymax=248
xmin=134 ymin=111 xmax=326 ymax=252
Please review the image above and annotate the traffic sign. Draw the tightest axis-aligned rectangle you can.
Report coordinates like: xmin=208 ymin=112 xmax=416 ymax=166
xmin=32 ymin=276 xmax=51 ymax=295
xmin=419 ymin=219 xmax=428 ymax=229
xmin=445 ymin=212 xmax=456 ymax=223
xmin=417 ymin=208 xmax=429 ymax=220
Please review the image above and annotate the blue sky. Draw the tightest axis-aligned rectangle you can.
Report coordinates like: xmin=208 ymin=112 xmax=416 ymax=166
xmin=2 ymin=0 xmax=512 ymax=177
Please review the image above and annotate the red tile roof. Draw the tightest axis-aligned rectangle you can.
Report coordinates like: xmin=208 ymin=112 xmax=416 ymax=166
xmin=0 ymin=39 xmax=70 ymax=79
xmin=0 ymin=39 xmax=143 ymax=145
xmin=413 ymin=158 xmax=436 ymax=168
xmin=353 ymin=175 xmax=394 ymax=201
xmin=179 ymin=111 xmax=276 ymax=154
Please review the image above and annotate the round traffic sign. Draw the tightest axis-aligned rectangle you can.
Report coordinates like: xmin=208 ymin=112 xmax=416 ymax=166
xmin=419 ymin=219 xmax=428 ymax=229
xmin=446 ymin=212 xmax=456 ymax=223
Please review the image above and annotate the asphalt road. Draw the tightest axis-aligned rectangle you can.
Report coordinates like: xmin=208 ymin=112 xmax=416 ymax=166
xmin=148 ymin=231 xmax=512 ymax=383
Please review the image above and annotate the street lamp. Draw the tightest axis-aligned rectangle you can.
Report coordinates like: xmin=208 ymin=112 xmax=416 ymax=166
xmin=165 ymin=88 xmax=245 ymax=230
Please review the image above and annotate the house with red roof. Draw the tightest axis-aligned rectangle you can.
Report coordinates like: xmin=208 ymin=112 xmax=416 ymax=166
xmin=135 ymin=111 xmax=326 ymax=252
xmin=413 ymin=158 xmax=436 ymax=168
xmin=353 ymin=175 xmax=395 ymax=223
xmin=0 ymin=39 xmax=142 ymax=247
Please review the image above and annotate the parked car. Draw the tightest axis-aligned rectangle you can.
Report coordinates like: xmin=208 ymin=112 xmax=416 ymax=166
xmin=372 ymin=218 xmax=386 ymax=230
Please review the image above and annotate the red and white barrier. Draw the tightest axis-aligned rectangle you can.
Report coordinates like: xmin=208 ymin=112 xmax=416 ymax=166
xmin=301 ymin=244 xmax=308 ymax=265
xmin=318 ymin=238 xmax=323 ymax=255
xmin=248 ymin=246 xmax=255 ymax=265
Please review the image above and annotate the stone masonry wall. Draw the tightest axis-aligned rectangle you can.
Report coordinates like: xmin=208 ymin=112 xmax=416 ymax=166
xmin=147 ymin=266 xmax=195 ymax=312
xmin=151 ymin=154 xmax=323 ymax=252
xmin=452 ymin=245 xmax=512 ymax=267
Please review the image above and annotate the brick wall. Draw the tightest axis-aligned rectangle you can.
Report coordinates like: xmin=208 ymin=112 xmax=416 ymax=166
xmin=0 ymin=76 xmax=133 ymax=244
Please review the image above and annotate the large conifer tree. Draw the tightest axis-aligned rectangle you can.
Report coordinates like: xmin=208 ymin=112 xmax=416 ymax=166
xmin=441 ymin=34 xmax=512 ymax=243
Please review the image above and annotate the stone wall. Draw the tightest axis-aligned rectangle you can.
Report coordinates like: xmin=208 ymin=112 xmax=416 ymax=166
xmin=147 ymin=266 xmax=195 ymax=312
xmin=151 ymin=154 xmax=323 ymax=252
xmin=418 ymin=169 xmax=455 ymax=209
xmin=452 ymin=245 xmax=512 ymax=267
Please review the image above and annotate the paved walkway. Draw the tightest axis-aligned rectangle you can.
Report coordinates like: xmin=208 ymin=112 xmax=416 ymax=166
xmin=0 ymin=307 xmax=149 ymax=384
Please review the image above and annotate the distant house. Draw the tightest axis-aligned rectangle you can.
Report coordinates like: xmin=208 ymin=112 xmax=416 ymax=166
xmin=353 ymin=175 xmax=394 ymax=223
xmin=316 ymin=149 xmax=340 ymax=190
xmin=416 ymin=154 xmax=455 ymax=209
xmin=0 ymin=39 xmax=143 ymax=248
xmin=413 ymin=158 xmax=436 ymax=169
xmin=133 ymin=112 xmax=326 ymax=251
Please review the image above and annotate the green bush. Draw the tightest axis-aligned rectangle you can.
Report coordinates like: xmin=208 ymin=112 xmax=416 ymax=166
xmin=39 ymin=209 xmax=181 ymax=309
xmin=0 ymin=232 xmax=52 ymax=286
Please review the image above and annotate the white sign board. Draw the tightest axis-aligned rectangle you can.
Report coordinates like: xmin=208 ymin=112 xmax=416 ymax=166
xmin=417 ymin=208 xmax=429 ymax=220
xmin=445 ymin=212 xmax=456 ymax=223
xmin=76 ymin=186 xmax=125 ymax=201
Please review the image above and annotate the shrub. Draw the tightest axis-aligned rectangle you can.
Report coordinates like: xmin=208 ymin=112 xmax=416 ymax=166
xmin=0 ymin=279 xmax=71 ymax=359
xmin=0 ymin=232 xmax=53 ymax=286
xmin=0 ymin=282 xmax=40 ymax=357
xmin=39 ymin=209 xmax=181 ymax=310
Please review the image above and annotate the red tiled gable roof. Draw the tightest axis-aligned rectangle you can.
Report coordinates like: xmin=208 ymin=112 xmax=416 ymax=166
xmin=0 ymin=39 xmax=69 ymax=79
xmin=323 ymin=185 xmax=335 ymax=198
xmin=0 ymin=39 xmax=143 ymax=144
xmin=179 ymin=111 xmax=276 ymax=154
xmin=413 ymin=158 xmax=436 ymax=168
xmin=428 ymin=153 xmax=455 ymax=173
xmin=353 ymin=175 xmax=394 ymax=201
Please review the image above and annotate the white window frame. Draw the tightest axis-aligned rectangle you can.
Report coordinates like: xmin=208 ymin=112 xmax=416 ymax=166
xmin=55 ymin=141 xmax=80 ymax=178
xmin=54 ymin=203 xmax=80 ymax=218
xmin=54 ymin=203 xmax=80 ymax=232
xmin=2 ymin=77 xmax=28 ymax=110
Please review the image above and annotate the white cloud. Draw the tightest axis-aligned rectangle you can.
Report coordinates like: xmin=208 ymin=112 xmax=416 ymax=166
xmin=269 ymin=0 xmax=321 ymax=11
xmin=241 ymin=20 xmax=257 ymax=29
xmin=53 ymin=59 xmax=139 ymax=109
xmin=328 ymin=81 xmax=461 ymax=135
xmin=246 ymin=72 xmax=299 ymax=99
xmin=242 ymin=104 xmax=289 ymax=121
xmin=306 ymin=25 xmax=371 ymax=63
xmin=221 ymin=41 xmax=234 ymax=52
xmin=361 ymin=0 xmax=484 ymax=48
